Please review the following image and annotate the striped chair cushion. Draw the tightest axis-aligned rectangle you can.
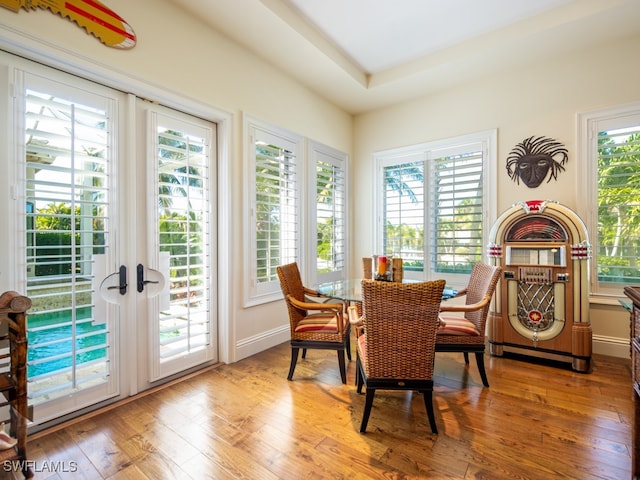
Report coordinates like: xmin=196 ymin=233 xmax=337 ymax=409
xmin=438 ymin=316 xmax=480 ymax=336
xmin=295 ymin=312 xmax=339 ymax=333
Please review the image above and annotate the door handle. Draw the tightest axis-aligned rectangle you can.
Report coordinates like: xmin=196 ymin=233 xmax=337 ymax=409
xmin=137 ymin=263 xmax=160 ymax=292
xmin=106 ymin=265 xmax=128 ymax=295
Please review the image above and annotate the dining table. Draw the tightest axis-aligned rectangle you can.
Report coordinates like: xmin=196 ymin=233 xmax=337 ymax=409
xmin=315 ymin=278 xmax=458 ymax=303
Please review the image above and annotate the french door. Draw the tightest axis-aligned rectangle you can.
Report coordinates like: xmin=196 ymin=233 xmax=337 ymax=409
xmin=135 ymin=103 xmax=217 ymax=386
xmin=6 ymin=55 xmax=217 ymax=424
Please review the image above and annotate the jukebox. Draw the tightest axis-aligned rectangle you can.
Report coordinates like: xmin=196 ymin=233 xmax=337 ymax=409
xmin=487 ymin=200 xmax=592 ymax=372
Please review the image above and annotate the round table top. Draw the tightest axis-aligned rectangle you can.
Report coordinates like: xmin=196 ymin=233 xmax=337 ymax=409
xmin=316 ymin=278 xmax=457 ymax=302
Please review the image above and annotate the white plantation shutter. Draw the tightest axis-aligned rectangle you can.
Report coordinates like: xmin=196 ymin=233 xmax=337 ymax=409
xmin=152 ymin=113 xmax=213 ymax=371
xmin=250 ymin=124 xmax=302 ymax=300
xmin=245 ymin=120 xmax=348 ymax=303
xmin=376 ymin=131 xmax=495 ymax=284
xmin=382 ymin=156 xmax=425 ymax=271
xmin=312 ymin=143 xmax=347 ymax=282
xmin=22 ymin=82 xmax=115 ymax=403
xmin=430 ymin=147 xmax=484 ymax=273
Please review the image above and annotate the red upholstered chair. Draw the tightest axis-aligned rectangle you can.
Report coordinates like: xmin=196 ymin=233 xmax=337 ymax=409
xmin=437 ymin=263 xmax=502 ymax=387
xmin=276 ymin=262 xmax=351 ymax=384
xmin=353 ymin=279 xmax=445 ymax=433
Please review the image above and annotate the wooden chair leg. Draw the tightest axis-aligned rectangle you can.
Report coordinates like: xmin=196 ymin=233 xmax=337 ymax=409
xmin=345 ymin=335 xmax=352 ymax=361
xmin=475 ymin=352 xmax=489 ymax=387
xmin=463 ymin=352 xmax=470 ymax=364
xmin=422 ymin=389 xmax=438 ymax=434
xmin=287 ymin=347 xmax=300 ymax=380
xmin=302 ymin=348 xmax=307 ymax=359
xmin=337 ymin=349 xmax=347 ymax=384
xmin=356 ymin=358 xmax=364 ymax=392
xmin=360 ymin=388 xmax=376 ymax=433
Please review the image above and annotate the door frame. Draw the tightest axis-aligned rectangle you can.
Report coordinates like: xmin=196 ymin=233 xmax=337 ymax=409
xmin=0 ymin=36 xmax=233 ymax=425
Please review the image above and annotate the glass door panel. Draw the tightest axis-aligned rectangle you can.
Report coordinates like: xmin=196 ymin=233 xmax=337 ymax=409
xmin=8 ymin=57 xmax=218 ymax=425
xmin=20 ymin=71 xmax=119 ymax=421
xmin=145 ymin=108 xmax=217 ymax=382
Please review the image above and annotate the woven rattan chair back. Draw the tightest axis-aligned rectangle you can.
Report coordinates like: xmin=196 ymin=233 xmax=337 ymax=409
xmin=360 ymin=279 xmax=444 ymax=380
xmin=362 ymin=257 xmax=372 ymax=280
xmin=462 ymin=262 xmax=501 ymax=331
xmin=356 ymin=279 xmax=445 ymax=433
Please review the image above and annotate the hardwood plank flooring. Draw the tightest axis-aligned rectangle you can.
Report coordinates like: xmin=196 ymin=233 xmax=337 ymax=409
xmin=2 ymin=342 xmax=633 ymax=479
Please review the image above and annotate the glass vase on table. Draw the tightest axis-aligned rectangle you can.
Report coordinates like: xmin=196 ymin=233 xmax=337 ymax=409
xmin=373 ymin=255 xmax=392 ymax=282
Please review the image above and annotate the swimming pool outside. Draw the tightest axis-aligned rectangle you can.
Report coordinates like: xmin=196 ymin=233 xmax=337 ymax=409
xmin=27 ymin=307 xmax=107 ymax=378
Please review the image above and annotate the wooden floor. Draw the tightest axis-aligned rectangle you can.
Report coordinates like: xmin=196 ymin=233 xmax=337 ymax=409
xmin=5 ymin=342 xmax=633 ymax=479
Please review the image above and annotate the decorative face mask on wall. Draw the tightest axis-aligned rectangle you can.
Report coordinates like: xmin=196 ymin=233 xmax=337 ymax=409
xmin=506 ymin=136 xmax=568 ymax=188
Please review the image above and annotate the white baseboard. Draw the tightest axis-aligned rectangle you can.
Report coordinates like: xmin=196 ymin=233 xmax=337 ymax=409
xmin=592 ymin=334 xmax=630 ymax=359
xmin=234 ymin=330 xmax=630 ymax=365
xmin=235 ymin=325 xmax=289 ymax=362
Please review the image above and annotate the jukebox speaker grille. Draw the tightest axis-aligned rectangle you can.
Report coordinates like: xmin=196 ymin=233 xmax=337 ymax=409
xmin=516 ymin=267 xmax=554 ymax=334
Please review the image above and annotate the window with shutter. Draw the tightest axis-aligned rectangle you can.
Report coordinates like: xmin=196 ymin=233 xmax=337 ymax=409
xmin=430 ymin=148 xmax=484 ymax=273
xmin=382 ymin=157 xmax=425 ymax=273
xmin=376 ymin=130 xmax=496 ymax=286
xmin=579 ymin=104 xmax=640 ymax=297
xmin=245 ymin=118 xmax=348 ymax=305
xmin=250 ymin=124 xmax=301 ymax=302
xmin=311 ymin=142 xmax=347 ymax=283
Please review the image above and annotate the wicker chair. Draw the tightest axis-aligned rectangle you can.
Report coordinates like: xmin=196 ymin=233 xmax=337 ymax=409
xmin=362 ymin=257 xmax=373 ymax=280
xmin=276 ymin=262 xmax=351 ymax=384
xmin=353 ymin=279 xmax=445 ymax=433
xmin=436 ymin=263 xmax=502 ymax=387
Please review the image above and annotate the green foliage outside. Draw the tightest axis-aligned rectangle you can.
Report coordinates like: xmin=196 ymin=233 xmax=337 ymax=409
xmin=316 ymin=216 xmax=334 ymax=272
xmin=382 ymin=160 xmax=481 ymax=275
xmin=31 ymin=202 xmax=106 ymax=276
xmin=597 ymin=130 xmax=640 ymax=283
xmin=156 ymin=130 xmax=206 ymax=307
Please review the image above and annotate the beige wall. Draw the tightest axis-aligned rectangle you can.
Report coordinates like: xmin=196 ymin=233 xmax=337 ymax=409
xmin=352 ymin=33 xmax=640 ymax=358
xmin=0 ymin=0 xmax=637 ymax=361
xmin=0 ymin=0 xmax=352 ymax=363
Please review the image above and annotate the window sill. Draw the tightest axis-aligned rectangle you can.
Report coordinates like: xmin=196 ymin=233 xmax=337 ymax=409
xmin=589 ymin=293 xmax=627 ymax=306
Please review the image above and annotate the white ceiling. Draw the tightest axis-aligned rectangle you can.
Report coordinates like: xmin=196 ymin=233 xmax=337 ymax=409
xmin=285 ymin=0 xmax=571 ymax=74
xmin=168 ymin=0 xmax=640 ymax=114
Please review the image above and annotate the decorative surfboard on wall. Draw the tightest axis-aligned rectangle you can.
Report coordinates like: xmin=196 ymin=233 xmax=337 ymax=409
xmin=0 ymin=0 xmax=136 ymax=49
